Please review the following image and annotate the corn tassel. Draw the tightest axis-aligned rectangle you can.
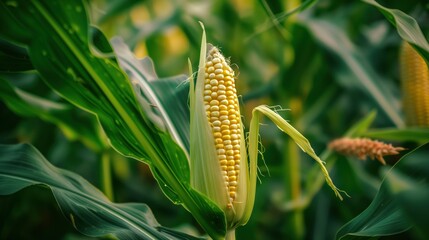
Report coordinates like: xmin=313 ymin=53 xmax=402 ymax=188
xmin=400 ymin=41 xmax=429 ymax=126
xmin=328 ymin=137 xmax=405 ymax=165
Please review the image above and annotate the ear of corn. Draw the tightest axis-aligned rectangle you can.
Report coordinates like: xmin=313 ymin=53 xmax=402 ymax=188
xmin=190 ymin=23 xmax=343 ymax=234
xmin=400 ymin=41 xmax=429 ymax=126
xmin=190 ymin=24 xmax=248 ymax=228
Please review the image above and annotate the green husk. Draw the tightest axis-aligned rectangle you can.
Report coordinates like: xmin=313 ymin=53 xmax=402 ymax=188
xmin=245 ymin=105 xmax=344 ymax=223
xmin=190 ymin=23 xmax=229 ymax=220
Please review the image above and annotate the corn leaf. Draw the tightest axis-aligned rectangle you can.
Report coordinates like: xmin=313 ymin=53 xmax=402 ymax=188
xmin=254 ymin=0 xmax=319 ymax=38
xmin=302 ymin=18 xmax=404 ymax=127
xmin=0 ymin=1 xmax=225 ymax=238
xmin=272 ymin=0 xmax=319 ymax=22
xmin=246 ymin=105 xmax=344 ymax=223
xmin=336 ymin=142 xmax=429 ymax=239
xmin=336 ymin=185 xmax=410 ymax=239
xmin=301 ymin=111 xmax=377 ymax=208
xmin=0 ymin=0 xmax=183 ymax=201
xmin=111 ymin=37 xmax=190 ymax=154
xmin=362 ymin=0 xmax=429 ymax=65
xmin=0 ymin=78 xmax=105 ymax=152
xmin=111 ymin=34 xmax=225 ymax=239
xmin=344 ymin=111 xmax=378 ymax=138
xmin=1 ymin=0 xmax=156 ymax=165
xmin=384 ymin=145 xmax=429 ymax=238
xmin=0 ymin=39 xmax=33 ymax=72
xmin=254 ymin=106 xmax=342 ymax=197
xmin=362 ymin=127 xmax=429 ymax=144
xmin=0 ymin=143 xmax=203 ymax=240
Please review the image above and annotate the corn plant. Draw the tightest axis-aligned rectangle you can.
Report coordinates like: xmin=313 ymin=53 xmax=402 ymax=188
xmin=0 ymin=0 xmax=341 ymax=239
xmin=1 ymin=0 xmax=429 ymax=240
xmin=189 ymin=27 xmax=343 ymax=237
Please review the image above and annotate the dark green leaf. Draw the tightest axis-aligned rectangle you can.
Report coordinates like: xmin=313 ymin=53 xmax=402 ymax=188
xmin=0 ymin=78 xmax=105 ymax=151
xmin=384 ymin=143 xmax=429 ymax=239
xmin=302 ymin=17 xmax=404 ymax=127
xmin=0 ymin=143 xmax=203 ymax=240
xmin=0 ymin=39 xmax=33 ymax=72
xmin=336 ymin=186 xmax=410 ymax=239
xmin=335 ymin=143 xmax=429 ymax=239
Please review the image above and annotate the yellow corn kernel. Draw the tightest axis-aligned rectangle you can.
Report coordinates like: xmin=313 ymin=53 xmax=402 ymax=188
xmin=400 ymin=41 xmax=429 ymax=126
xmin=204 ymin=46 xmax=241 ymax=208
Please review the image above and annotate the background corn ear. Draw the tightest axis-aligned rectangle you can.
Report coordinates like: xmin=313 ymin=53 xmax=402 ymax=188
xmin=400 ymin=41 xmax=429 ymax=126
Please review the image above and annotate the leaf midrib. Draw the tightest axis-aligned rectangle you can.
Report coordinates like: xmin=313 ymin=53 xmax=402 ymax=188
xmin=31 ymin=2 xmax=147 ymax=148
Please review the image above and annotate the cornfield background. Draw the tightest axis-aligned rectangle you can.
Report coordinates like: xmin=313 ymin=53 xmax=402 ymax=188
xmin=1 ymin=0 xmax=429 ymax=239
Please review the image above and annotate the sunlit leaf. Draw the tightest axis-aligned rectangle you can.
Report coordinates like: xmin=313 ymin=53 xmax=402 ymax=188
xmin=362 ymin=0 xmax=429 ymax=64
xmin=111 ymin=37 xmax=190 ymax=154
xmin=252 ymin=0 xmax=319 ymax=39
xmin=96 ymin=0 xmax=141 ymax=24
xmin=363 ymin=128 xmax=429 ymax=144
xmin=250 ymin=105 xmax=345 ymax=215
xmin=274 ymin=0 xmax=319 ymax=22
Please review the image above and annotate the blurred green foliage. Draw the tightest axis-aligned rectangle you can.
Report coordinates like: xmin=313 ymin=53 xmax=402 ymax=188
xmin=1 ymin=0 xmax=428 ymax=239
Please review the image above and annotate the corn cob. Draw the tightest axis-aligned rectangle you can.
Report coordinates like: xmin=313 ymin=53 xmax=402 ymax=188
xmin=328 ymin=137 xmax=405 ymax=165
xmin=204 ymin=46 xmax=242 ymax=208
xmin=400 ymin=41 xmax=429 ymax=126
